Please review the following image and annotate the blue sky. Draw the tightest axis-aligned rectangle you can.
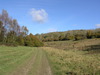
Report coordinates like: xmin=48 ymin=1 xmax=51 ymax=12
xmin=0 ymin=0 xmax=100 ymax=34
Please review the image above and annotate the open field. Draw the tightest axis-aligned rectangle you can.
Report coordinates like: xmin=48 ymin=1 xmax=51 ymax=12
xmin=0 ymin=46 xmax=52 ymax=75
xmin=0 ymin=41 xmax=100 ymax=75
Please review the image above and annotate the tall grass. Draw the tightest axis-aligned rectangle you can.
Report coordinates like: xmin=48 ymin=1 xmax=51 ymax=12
xmin=43 ymin=47 xmax=100 ymax=75
xmin=44 ymin=38 xmax=100 ymax=50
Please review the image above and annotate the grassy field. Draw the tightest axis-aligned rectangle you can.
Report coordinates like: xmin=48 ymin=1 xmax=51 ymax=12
xmin=0 ymin=46 xmax=36 ymax=75
xmin=43 ymin=47 xmax=100 ymax=75
xmin=0 ymin=46 xmax=52 ymax=75
xmin=0 ymin=39 xmax=100 ymax=75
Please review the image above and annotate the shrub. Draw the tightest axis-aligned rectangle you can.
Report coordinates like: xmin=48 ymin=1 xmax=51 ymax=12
xmin=24 ymin=33 xmax=44 ymax=47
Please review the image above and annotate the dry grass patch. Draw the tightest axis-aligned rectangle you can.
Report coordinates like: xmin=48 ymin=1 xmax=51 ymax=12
xmin=43 ymin=47 xmax=100 ymax=75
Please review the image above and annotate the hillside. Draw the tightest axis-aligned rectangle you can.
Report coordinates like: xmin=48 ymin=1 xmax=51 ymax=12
xmin=44 ymin=38 xmax=100 ymax=54
xmin=36 ymin=29 xmax=100 ymax=42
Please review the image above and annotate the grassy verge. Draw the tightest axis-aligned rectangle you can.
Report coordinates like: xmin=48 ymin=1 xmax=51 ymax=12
xmin=43 ymin=47 xmax=100 ymax=75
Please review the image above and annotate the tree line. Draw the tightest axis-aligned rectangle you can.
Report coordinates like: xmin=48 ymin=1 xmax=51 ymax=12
xmin=36 ymin=28 xmax=100 ymax=42
xmin=0 ymin=9 xmax=43 ymax=47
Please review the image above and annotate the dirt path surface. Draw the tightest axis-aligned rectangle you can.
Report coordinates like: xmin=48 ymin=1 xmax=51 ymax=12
xmin=10 ymin=48 xmax=52 ymax=75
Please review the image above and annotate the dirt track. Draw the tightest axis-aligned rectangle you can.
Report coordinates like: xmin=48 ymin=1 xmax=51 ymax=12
xmin=10 ymin=48 xmax=52 ymax=75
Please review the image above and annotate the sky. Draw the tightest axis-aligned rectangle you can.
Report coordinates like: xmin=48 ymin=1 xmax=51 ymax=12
xmin=0 ymin=0 xmax=100 ymax=34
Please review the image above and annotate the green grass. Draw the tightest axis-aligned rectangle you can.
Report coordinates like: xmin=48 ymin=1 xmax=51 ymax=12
xmin=0 ymin=39 xmax=100 ymax=75
xmin=28 ymin=49 xmax=43 ymax=75
xmin=0 ymin=46 xmax=52 ymax=75
xmin=28 ymin=48 xmax=52 ymax=75
xmin=43 ymin=47 xmax=100 ymax=75
xmin=0 ymin=46 xmax=37 ymax=75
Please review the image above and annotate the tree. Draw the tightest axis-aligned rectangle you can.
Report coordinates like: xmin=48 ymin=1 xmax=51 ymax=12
xmin=86 ymin=30 xmax=94 ymax=38
xmin=20 ymin=26 xmax=28 ymax=37
xmin=16 ymin=35 xmax=25 ymax=46
xmin=6 ymin=31 xmax=17 ymax=44
xmin=0 ymin=21 xmax=5 ymax=42
xmin=0 ymin=9 xmax=44 ymax=47
xmin=24 ymin=33 xmax=44 ymax=47
xmin=10 ymin=19 xmax=20 ymax=35
xmin=95 ymin=28 xmax=100 ymax=38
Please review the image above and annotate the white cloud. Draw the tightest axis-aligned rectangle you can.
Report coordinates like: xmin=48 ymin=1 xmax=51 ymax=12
xmin=48 ymin=28 xmax=57 ymax=32
xmin=30 ymin=8 xmax=48 ymax=23
xmin=95 ymin=24 xmax=100 ymax=28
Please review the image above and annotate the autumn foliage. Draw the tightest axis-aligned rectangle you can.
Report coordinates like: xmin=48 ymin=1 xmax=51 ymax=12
xmin=36 ymin=29 xmax=100 ymax=42
xmin=0 ymin=9 xmax=43 ymax=47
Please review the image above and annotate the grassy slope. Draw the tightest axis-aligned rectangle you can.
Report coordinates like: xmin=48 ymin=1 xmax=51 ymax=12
xmin=44 ymin=38 xmax=100 ymax=51
xmin=43 ymin=47 xmax=100 ymax=75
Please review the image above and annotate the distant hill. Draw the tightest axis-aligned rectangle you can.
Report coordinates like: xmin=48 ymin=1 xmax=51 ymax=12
xmin=36 ymin=28 xmax=100 ymax=42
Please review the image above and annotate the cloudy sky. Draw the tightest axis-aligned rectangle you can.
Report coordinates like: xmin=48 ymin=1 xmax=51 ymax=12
xmin=0 ymin=0 xmax=100 ymax=34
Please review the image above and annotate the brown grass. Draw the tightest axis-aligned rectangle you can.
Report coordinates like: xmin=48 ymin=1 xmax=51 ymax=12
xmin=44 ymin=38 xmax=100 ymax=51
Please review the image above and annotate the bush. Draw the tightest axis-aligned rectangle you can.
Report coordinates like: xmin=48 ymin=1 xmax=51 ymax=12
xmin=24 ymin=33 xmax=44 ymax=47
